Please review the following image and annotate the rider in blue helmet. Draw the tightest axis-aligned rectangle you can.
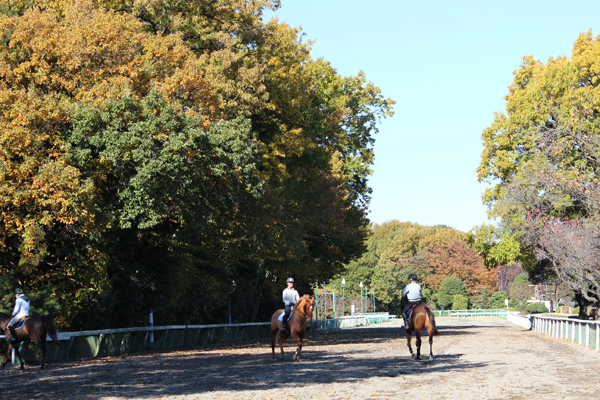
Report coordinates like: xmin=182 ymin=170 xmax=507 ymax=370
xmin=6 ymin=288 xmax=30 ymax=342
xmin=281 ymin=278 xmax=299 ymax=332
xmin=401 ymin=273 xmax=422 ymax=329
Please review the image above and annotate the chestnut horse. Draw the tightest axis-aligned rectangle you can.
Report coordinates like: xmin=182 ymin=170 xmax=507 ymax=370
xmin=405 ymin=303 xmax=438 ymax=360
xmin=0 ymin=312 xmax=60 ymax=370
xmin=270 ymin=295 xmax=314 ymax=361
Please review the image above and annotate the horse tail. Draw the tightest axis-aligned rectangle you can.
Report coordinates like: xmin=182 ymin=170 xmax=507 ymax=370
xmin=42 ymin=316 xmax=60 ymax=344
xmin=424 ymin=305 xmax=439 ymax=336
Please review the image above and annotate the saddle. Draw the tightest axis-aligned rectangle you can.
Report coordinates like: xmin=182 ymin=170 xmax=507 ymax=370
xmin=407 ymin=302 xmax=420 ymax=321
xmin=14 ymin=317 xmax=28 ymax=330
xmin=277 ymin=309 xmax=294 ymax=322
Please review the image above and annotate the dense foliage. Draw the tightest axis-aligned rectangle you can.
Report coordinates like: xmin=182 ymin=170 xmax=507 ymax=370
xmin=331 ymin=221 xmax=497 ymax=311
xmin=0 ymin=0 xmax=394 ymax=329
xmin=470 ymin=30 xmax=600 ymax=314
xmin=438 ymin=276 xmax=467 ymax=310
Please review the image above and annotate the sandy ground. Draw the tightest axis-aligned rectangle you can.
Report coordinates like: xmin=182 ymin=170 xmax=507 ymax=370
xmin=2 ymin=318 xmax=600 ymax=399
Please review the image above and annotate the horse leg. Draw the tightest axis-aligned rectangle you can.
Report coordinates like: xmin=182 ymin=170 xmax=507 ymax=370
xmin=415 ymin=330 xmax=422 ymax=360
xmin=1 ymin=344 xmax=10 ymax=370
xmin=31 ymin=336 xmax=46 ymax=369
xmin=271 ymin=330 xmax=278 ymax=360
xmin=428 ymin=327 xmax=434 ymax=361
xmin=406 ymin=330 xmax=414 ymax=359
xmin=12 ymin=344 xmax=24 ymax=370
xmin=278 ymin=332 xmax=290 ymax=360
xmin=291 ymin=332 xmax=302 ymax=361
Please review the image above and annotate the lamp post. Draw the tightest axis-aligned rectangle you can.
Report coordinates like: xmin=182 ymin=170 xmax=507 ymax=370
xmin=228 ymin=281 xmax=237 ymax=324
xmin=360 ymin=282 xmax=363 ymax=315
xmin=342 ymin=278 xmax=346 ymax=317
xmin=315 ymin=282 xmax=319 ymax=320
xmin=371 ymin=288 xmax=375 ymax=313
xmin=333 ymin=285 xmax=337 ymax=318
xmin=324 ymin=282 xmax=327 ymax=319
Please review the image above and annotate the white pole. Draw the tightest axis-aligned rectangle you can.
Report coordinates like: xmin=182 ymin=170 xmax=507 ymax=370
xmin=586 ymin=323 xmax=590 ymax=348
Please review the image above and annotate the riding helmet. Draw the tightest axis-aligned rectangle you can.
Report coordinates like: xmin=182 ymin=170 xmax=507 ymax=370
xmin=286 ymin=277 xmax=294 ymax=283
xmin=15 ymin=288 xmax=23 ymax=294
xmin=408 ymin=273 xmax=417 ymax=281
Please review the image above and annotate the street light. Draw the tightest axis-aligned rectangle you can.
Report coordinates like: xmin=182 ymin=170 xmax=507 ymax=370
xmin=324 ymin=281 xmax=327 ymax=319
xmin=342 ymin=278 xmax=346 ymax=317
xmin=360 ymin=281 xmax=364 ymax=315
xmin=371 ymin=288 xmax=375 ymax=313
xmin=315 ymin=282 xmax=319 ymax=321
xmin=228 ymin=281 xmax=237 ymax=324
xmin=333 ymin=284 xmax=337 ymax=318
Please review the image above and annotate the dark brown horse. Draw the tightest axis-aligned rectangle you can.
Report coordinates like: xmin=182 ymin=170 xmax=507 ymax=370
xmin=270 ymin=295 xmax=314 ymax=361
xmin=405 ymin=303 xmax=438 ymax=360
xmin=0 ymin=312 xmax=60 ymax=370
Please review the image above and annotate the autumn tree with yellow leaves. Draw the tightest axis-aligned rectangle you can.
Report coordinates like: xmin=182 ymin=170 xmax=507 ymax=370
xmin=471 ymin=30 xmax=600 ymax=315
xmin=0 ymin=0 xmax=394 ymax=328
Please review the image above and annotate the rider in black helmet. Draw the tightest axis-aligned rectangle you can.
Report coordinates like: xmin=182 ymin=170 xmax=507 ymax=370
xmin=6 ymin=288 xmax=30 ymax=342
xmin=281 ymin=278 xmax=299 ymax=332
xmin=400 ymin=273 xmax=422 ymax=329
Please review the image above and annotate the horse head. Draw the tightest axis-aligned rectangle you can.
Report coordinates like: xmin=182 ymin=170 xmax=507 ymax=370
xmin=297 ymin=294 xmax=315 ymax=321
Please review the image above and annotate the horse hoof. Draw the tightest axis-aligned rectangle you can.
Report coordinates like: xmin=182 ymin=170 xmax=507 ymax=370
xmin=429 ymin=356 xmax=434 ymax=361
xmin=410 ymin=354 xmax=416 ymax=359
xmin=20 ymin=365 xmax=24 ymax=370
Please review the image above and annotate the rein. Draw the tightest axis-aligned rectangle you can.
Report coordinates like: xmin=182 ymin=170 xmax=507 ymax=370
xmin=293 ymin=301 xmax=311 ymax=319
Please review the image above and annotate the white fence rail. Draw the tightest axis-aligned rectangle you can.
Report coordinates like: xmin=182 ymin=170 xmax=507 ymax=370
xmin=530 ymin=315 xmax=600 ymax=351
xmin=4 ymin=314 xmax=393 ymax=364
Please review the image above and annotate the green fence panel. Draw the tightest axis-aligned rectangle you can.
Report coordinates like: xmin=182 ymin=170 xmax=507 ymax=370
xmin=71 ymin=336 xmax=101 ymax=360
xmin=97 ymin=333 xmax=125 ymax=358
xmin=207 ymin=327 xmax=227 ymax=344
xmin=120 ymin=331 xmax=147 ymax=353
xmin=197 ymin=328 xmax=210 ymax=345
xmin=184 ymin=328 xmax=200 ymax=347
xmin=164 ymin=330 xmax=185 ymax=350
xmin=150 ymin=330 xmax=167 ymax=350
xmin=234 ymin=327 xmax=246 ymax=342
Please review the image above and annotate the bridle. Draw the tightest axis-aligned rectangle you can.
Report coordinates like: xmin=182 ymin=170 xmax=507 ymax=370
xmin=293 ymin=300 xmax=313 ymax=320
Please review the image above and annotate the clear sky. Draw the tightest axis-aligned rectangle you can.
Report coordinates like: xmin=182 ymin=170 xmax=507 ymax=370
xmin=263 ymin=1 xmax=600 ymax=232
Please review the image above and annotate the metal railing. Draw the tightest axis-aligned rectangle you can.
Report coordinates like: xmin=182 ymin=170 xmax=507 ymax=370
xmin=444 ymin=309 xmax=509 ymax=322
xmin=530 ymin=315 xmax=600 ymax=351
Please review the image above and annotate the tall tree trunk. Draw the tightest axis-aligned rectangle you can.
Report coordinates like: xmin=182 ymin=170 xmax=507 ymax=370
xmin=575 ymin=291 xmax=588 ymax=319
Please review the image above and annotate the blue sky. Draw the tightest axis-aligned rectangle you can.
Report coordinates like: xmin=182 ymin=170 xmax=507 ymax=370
xmin=263 ymin=1 xmax=600 ymax=232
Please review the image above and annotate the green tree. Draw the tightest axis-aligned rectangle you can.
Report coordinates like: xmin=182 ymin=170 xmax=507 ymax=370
xmin=452 ymin=294 xmax=469 ymax=310
xmin=470 ymin=288 xmax=490 ymax=310
xmin=438 ymin=276 xmax=467 ymax=310
xmin=509 ymin=273 xmax=533 ymax=308
xmin=489 ymin=291 xmax=508 ymax=309
xmin=0 ymin=0 xmax=394 ymax=328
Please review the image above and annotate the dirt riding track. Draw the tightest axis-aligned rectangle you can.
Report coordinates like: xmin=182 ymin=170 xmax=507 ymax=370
xmin=4 ymin=319 xmax=600 ymax=399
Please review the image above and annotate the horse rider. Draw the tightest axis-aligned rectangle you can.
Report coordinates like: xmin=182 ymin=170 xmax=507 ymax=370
xmin=281 ymin=277 xmax=299 ymax=332
xmin=401 ymin=273 xmax=422 ymax=329
xmin=6 ymin=288 xmax=30 ymax=342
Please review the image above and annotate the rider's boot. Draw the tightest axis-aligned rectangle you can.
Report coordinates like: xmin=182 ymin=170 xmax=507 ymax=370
xmin=402 ymin=313 xmax=409 ymax=329
xmin=8 ymin=326 xmax=17 ymax=342
xmin=281 ymin=322 xmax=288 ymax=332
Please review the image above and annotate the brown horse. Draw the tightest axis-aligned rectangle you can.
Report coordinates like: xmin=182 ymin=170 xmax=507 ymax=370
xmin=270 ymin=295 xmax=314 ymax=361
xmin=405 ymin=303 xmax=438 ymax=361
xmin=0 ymin=312 xmax=60 ymax=370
